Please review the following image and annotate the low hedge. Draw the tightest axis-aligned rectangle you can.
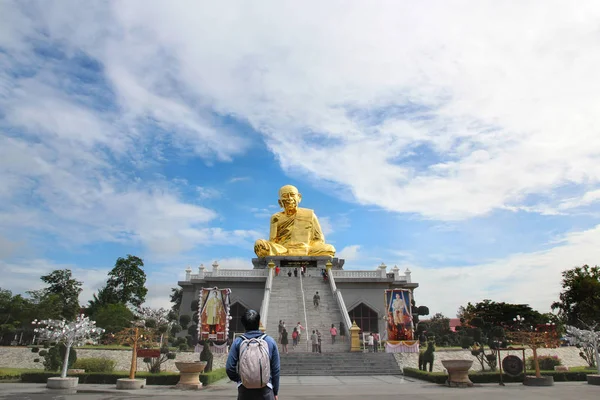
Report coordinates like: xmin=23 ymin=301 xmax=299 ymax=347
xmin=403 ymin=367 xmax=591 ymax=384
xmin=20 ymin=368 xmax=227 ymax=386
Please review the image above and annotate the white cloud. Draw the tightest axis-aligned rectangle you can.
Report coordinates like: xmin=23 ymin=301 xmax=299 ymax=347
xmin=196 ymin=186 xmax=221 ymax=200
xmin=337 ymin=245 xmax=361 ymax=261
xmin=6 ymin=1 xmax=600 ymax=224
xmin=407 ymin=224 xmax=600 ymax=317
xmin=0 ymin=259 xmax=110 ymax=306
xmin=20 ymin=0 xmax=596 ymax=221
xmin=319 ymin=216 xmax=333 ymax=236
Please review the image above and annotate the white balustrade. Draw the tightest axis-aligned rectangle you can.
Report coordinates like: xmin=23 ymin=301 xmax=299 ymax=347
xmin=187 ymin=269 xmax=269 ymax=280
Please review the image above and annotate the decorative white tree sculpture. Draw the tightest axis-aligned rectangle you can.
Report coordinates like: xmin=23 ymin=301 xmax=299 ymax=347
xmin=566 ymin=325 xmax=600 ymax=374
xmin=32 ymin=314 xmax=105 ymax=378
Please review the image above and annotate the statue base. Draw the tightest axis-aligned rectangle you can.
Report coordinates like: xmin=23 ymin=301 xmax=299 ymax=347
xmin=252 ymin=256 xmax=344 ymax=270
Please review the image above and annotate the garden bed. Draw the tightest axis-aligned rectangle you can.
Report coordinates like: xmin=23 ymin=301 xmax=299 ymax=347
xmin=18 ymin=368 xmax=227 ymax=386
xmin=403 ymin=367 xmax=594 ymax=383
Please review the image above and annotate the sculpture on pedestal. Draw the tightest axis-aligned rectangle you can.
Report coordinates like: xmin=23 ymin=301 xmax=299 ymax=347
xmin=254 ymin=185 xmax=335 ymax=257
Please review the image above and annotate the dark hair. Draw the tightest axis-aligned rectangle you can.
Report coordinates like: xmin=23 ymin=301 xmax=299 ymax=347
xmin=241 ymin=309 xmax=261 ymax=331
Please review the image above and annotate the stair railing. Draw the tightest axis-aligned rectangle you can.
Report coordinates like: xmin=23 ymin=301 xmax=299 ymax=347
xmin=260 ymin=265 xmax=274 ymax=330
xmin=327 ymin=268 xmax=352 ymax=338
xmin=299 ymin=267 xmax=310 ymax=352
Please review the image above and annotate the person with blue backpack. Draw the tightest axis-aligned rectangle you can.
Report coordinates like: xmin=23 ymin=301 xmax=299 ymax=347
xmin=226 ymin=309 xmax=280 ymax=400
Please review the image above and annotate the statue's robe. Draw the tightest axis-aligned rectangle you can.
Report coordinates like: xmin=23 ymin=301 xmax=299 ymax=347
xmin=254 ymin=208 xmax=335 ymax=257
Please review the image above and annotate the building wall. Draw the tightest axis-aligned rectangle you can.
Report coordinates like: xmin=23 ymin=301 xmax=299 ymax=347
xmin=179 ymin=280 xmax=265 ymax=317
xmin=337 ymin=282 xmax=416 ymax=334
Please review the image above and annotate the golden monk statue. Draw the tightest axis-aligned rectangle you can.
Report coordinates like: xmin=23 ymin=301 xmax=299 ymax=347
xmin=254 ymin=185 xmax=336 ymax=257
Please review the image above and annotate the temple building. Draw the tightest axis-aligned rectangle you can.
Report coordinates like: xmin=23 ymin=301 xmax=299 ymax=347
xmin=177 ymin=185 xmax=420 ymax=353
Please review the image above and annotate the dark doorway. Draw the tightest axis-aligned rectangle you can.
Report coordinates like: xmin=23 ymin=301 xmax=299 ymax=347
xmin=348 ymin=303 xmax=379 ymax=333
xmin=229 ymin=302 xmax=248 ymax=339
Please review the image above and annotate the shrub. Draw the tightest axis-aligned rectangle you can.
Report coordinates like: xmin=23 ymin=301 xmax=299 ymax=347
xmin=34 ymin=343 xmax=77 ymax=371
xmin=460 ymin=336 xmax=474 ymax=349
xmin=527 ymin=355 xmax=562 ymax=371
xmin=73 ymin=358 xmax=116 ymax=373
xmin=178 ymin=343 xmax=188 ymax=351
xmin=403 ymin=367 xmax=590 ymax=384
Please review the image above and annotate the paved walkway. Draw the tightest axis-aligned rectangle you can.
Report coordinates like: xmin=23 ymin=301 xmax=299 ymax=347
xmin=0 ymin=376 xmax=598 ymax=399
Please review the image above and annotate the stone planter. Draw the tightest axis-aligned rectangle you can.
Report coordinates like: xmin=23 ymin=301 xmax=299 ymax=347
xmin=116 ymin=378 xmax=146 ymax=390
xmin=47 ymin=377 xmax=79 ymax=389
xmin=587 ymin=374 xmax=600 ymax=386
xmin=442 ymin=359 xmax=473 ymax=387
xmin=175 ymin=361 xmax=207 ymax=390
xmin=523 ymin=375 xmax=554 ymax=386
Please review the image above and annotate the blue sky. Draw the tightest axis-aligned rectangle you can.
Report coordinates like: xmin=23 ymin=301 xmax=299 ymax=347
xmin=2 ymin=1 xmax=600 ymax=317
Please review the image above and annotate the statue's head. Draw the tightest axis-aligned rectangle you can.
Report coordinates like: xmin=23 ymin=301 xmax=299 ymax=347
xmin=278 ymin=185 xmax=302 ymax=212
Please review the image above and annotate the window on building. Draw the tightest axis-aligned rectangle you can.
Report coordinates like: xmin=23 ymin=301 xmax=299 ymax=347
xmin=229 ymin=302 xmax=248 ymax=339
xmin=348 ymin=303 xmax=379 ymax=334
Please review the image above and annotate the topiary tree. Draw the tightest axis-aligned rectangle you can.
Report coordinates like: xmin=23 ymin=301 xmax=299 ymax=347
xmin=143 ymin=345 xmax=176 ymax=373
xmin=199 ymin=340 xmax=213 ymax=372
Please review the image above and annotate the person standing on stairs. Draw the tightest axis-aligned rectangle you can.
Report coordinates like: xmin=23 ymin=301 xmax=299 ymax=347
xmin=281 ymin=327 xmax=289 ymax=354
xmin=293 ymin=267 xmax=298 ymax=277
xmin=330 ymin=324 xmax=337 ymax=344
xmin=339 ymin=321 xmax=346 ymax=342
xmin=292 ymin=327 xmax=298 ymax=347
xmin=295 ymin=322 xmax=305 ymax=343
xmin=278 ymin=320 xmax=284 ymax=342
xmin=311 ymin=330 xmax=318 ymax=352
xmin=313 ymin=291 xmax=320 ymax=308
xmin=316 ymin=329 xmax=322 ymax=353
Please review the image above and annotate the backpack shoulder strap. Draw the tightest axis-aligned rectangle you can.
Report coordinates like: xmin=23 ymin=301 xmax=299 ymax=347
xmin=259 ymin=334 xmax=267 ymax=340
xmin=240 ymin=335 xmax=248 ymax=341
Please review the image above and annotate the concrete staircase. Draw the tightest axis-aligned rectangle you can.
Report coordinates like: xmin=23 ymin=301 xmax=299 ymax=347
xmin=266 ymin=268 xmax=349 ymax=353
xmin=280 ymin=352 xmax=402 ymax=376
xmin=266 ymin=268 xmax=304 ymax=344
xmin=301 ymin=274 xmax=348 ymax=353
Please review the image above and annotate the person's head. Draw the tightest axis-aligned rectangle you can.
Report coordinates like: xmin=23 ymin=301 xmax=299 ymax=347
xmin=316 ymin=291 xmax=318 ymax=294
xmin=279 ymin=320 xmax=282 ymax=324
xmin=293 ymin=327 xmax=297 ymax=332
xmin=312 ymin=330 xmax=315 ymax=334
xmin=283 ymin=327 xmax=287 ymax=333
xmin=241 ymin=309 xmax=261 ymax=331
xmin=395 ymin=293 xmax=401 ymax=299
xmin=297 ymin=321 xmax=301 ymax=325
xmin=331 ymin=324 xmax=335 ymax=328
xmin=278 ymin=185 xmax=301 ymax=212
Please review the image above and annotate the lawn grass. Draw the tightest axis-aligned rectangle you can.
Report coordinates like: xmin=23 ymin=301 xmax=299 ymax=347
xmin=0 ymin=368 xmax=42 ymax=382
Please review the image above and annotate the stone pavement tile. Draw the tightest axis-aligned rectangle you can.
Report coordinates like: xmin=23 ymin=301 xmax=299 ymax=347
xmin=369 ymin=375 xmax=408 ymax=383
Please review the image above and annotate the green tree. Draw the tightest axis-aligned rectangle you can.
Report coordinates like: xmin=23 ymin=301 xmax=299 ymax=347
xmin=88 ymin=255 xmax=148 ymax=314
xmin=0 ymin=289 xmax=32 ymax=345
xmin=551 ymin=265 xmax=600 ymax=327
xmin=27 ymin=290 xmax=64 ymax=320
xmin=106 ymin=255 xmax=148 ymax=307
xmin=40 ymin=269 xmax=82 ymax=320
xmin=94 ymin=303 xmax=135 ymax=335
xmin=170 ymin=287 xmax=183 ymax=315
xmin=425 ymin=313 xmax=457 ymax=346
xmin=460 ymin=299 xmax=545 ymax=327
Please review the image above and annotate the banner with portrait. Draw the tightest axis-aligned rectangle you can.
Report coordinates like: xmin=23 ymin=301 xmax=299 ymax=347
xmin=198 ymin=287 xmax=231 ymax=342
xmin=384 ymin=289 xmax=414 ymax=342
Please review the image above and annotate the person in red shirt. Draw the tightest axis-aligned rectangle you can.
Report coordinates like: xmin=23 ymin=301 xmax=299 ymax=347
xmin=330 ymin=324 xmax=338 ymax=344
